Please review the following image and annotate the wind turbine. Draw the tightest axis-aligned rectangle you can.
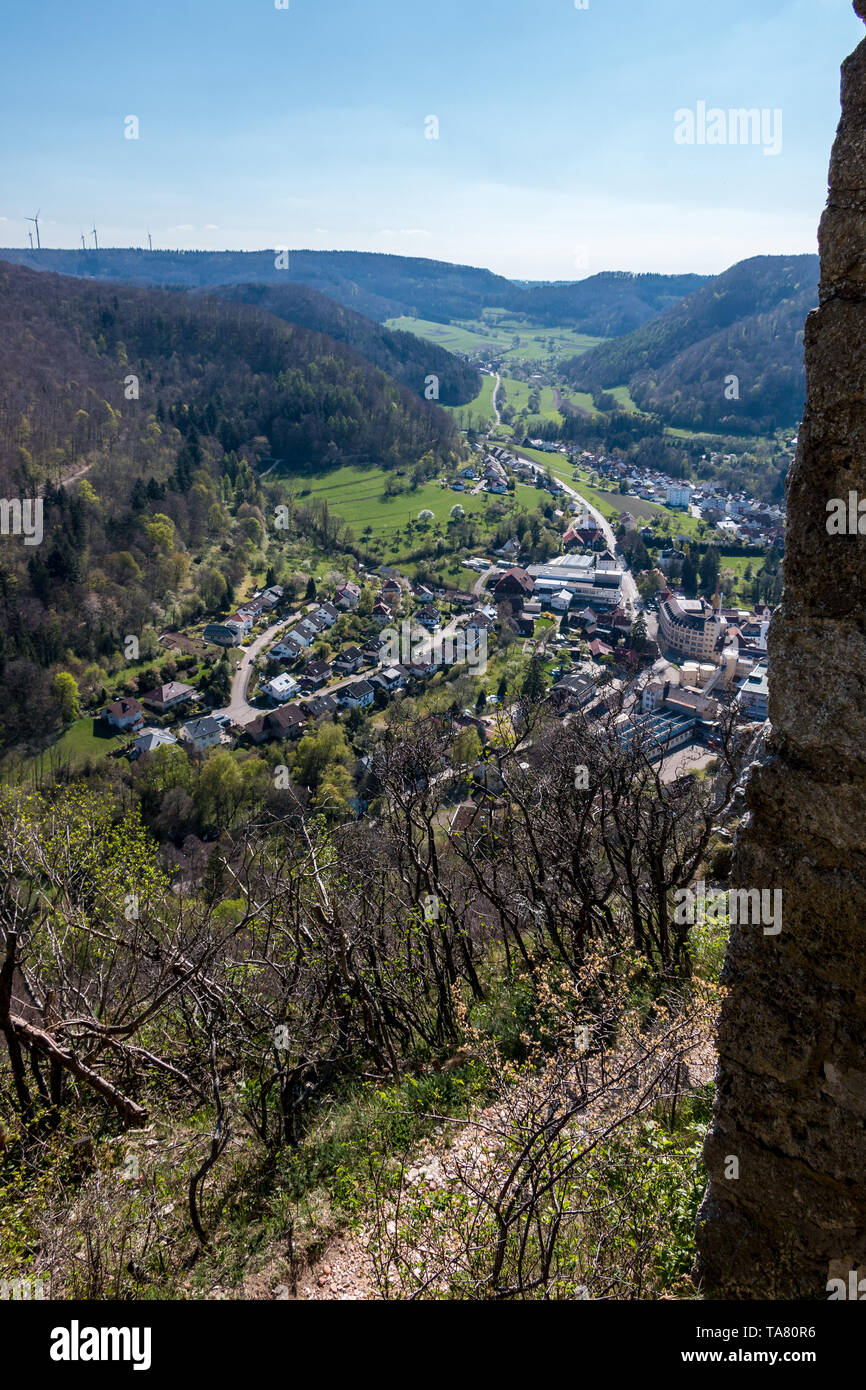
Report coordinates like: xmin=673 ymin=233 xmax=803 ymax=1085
xmin=81 ymin=234 xmax=86 ymax=249
xmin=91 ymin=223 xmax=99 ymax=251
xmin=25 ymin=210 xmax=41 ymax=249
xmin=147 ymin=231 xmax=153 ymax=252
xmin=27 ymin=230 xmax=34 ymax=249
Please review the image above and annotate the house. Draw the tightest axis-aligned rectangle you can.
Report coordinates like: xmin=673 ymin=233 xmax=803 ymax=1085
xmin=298 ymin=660 xmax=332 ymax=691
xmin=340 ymin=679 xmax=375 ymax=709
xmin=140 ymin=682 xmax=198 ymax=714
xmin=736 ymin=660 xmax=770 ymax=720
xmin=548 ymin=675 xmax=596 ymax=713
xmin=413 ymin=582 xmax=435 ymax=602
xmin=335 ymin=581 xmax=362 ymax=610
xmin=203 ymin=622 xmax=243 ymax=648
xmin=466 ymin=611 xmax=495 ymax=634
xmin=306 ymin=693 xmax=340 ymax=721
xmin=261 ymin=585 xmax=285 ymax=609
xmin=261 ymin=672 xmax=300 ymax=704
xmin=228 ymin=612 xmax=254 ymax=635
xmin=264 ymin=703 xmax=308 ymax=739
xmin=406 ymin=658 xmax=437 ymax=679
xmin=129 ymin=727 xmax=177 ymax=758
xmin=493 ymin=568 xmax=535 ymax=603
xmin=180 ymin=715 xmax=222 ymax=752
xmin=315 ymin=601 xmax=340 ymax=627
xmin=641 ymin=680 xmax=667 ymax=713
xmin=589 ymin=639 xmax=614 ymax=660
xmin=551 ymin=588 xmax=573 ymax=613
xmin=104 ymin=697 xmax=144 ymax=731
xmin=497 ymin=537 xmax=521 ymax=561
xmin=416 ymin=604 xmax=441 ymax=631
xmin=269 ymin=637 xmax=303 ymax=663
xmin=247 ymin=703 xmax=308 ymax=744
xmin=293 ymin=618 xmax=319 ymax=646
xmin=372 ymin=602 xmax=392 ymax=625
xmin=362 ymin=636 xmax=387 ymax=665
xmin=334 ymin=646 xmax=363 ymax=676
xmin=378 ymin=666 xmax=407 ymax=692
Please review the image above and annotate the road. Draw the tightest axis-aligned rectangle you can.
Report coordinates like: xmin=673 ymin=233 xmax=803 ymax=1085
xmin=518 ymin=454 xmax=640 ymax=614
xmin=490 ymin=372 xmax=502 ymax=429
xmin=216 ymin=610 xmax=468 ymax=728
xmin=214 ymin=616 xmax=296 ymax=726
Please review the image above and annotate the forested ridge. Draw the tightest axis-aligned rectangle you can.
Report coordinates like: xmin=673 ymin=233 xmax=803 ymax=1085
xmin=0 ymin=264 xmax=465 ymax=746
xmin=0 ymin=247 xmax=706 ymax=336
xmin=203 ymin=281 xmax=481 ymax=404
xmin=564 ymin=255 xmax=818 ymax=433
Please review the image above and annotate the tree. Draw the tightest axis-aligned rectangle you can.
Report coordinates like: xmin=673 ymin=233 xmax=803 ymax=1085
xmin=700 ymin=547 xmax=720 ymax=598
xmin=681 ymin=554 xmax=699 ymax=599
xmin=452 ymin=726 xmax=482 ymax=767
xmin=305 ymin=577 xmax=317 ymax=601
xmin=521 ymin=655 xmax=547 ymax=703
xmin=294 ymin=722 xmax=353 ymax=790
xmin=52 ymin=671 xmax=80 ymax=724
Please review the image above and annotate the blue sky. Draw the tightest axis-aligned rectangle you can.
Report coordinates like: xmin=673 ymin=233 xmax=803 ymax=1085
xmin=1 ymin=0 xmax=862 ymax=279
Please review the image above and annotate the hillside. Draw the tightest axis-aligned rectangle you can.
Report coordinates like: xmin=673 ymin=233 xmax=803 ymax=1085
xmin=564 ymin=254 xmax=819 ymax=433
xmin=0 ymin=247 xmax=705 ymax=336
xmin=204 ymin=281 xmax=481 ymax=404
xmin=0 ymin=263 xmax=465 ymax=745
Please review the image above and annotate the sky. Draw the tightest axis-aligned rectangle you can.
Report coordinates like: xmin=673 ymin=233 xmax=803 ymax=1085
xmin=1 ymin=0 xmax=863 ymax=281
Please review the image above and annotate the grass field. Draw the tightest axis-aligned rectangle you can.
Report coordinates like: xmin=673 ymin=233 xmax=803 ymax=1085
xmin=609 ymin=385 xmax=641 ymax=414
xmin=444 ymin=372 xmax=497 ymax=426
xmin=384 ymin=313 xmax=605 ymax=366
xmin=288 ymin=465 xmax=542 ymax=572
xmin=31 ymin=717 xmax=130 ymax=774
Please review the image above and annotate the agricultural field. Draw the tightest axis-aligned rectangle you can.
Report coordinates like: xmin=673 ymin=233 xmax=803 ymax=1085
xmin=286 ymin=464 xmax=543 ymax=574
xmin=384 ymin=312 xmax=605 ymax=367
xmin=444 ymin=371 xmax=498 ymax=427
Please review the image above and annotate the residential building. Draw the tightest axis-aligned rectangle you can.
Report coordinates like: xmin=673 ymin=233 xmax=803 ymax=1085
xmin=104 ymin=697 xmax=144 ymax=731
xmin=340 ymin=679 xmax=375 ymax=709
xmin=261 ymin=672 xmax=300 ymax=704
xmin=737 ymin=660 xmax=770 ymax=720
xmin=140 ymin=682 xmax=198 ymax=714
xmin=180 ymin=715 xmax=222 ymax=752
xmin=335 ymin=581 xmax=362 ymax=610
xmin=203 ymin=621 xmax=244 ymax=647
xmin=130 ymin=727 xmax=178 ymax=758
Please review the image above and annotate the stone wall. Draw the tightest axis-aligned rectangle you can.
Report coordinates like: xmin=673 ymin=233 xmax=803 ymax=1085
xmin=696 ymin=5 xmax=866 ymax=1299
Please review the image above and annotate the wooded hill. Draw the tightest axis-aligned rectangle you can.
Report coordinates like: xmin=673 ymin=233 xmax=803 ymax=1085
xmin=563 ymin=255 xmax=819 ymax=434
xmin=0 ymin=263 xmax=466 ymax=747
xmin=0 ymin=247 xmax=706 ymax=336
xmin=203 ymin=281 xmax=481 ymax=404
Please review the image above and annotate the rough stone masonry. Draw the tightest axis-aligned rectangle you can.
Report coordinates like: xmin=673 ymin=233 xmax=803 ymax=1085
xmin=697 ymin=2 xmax=866 ymax=1299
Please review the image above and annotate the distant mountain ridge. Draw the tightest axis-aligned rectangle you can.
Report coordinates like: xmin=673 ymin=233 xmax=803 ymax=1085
xmin=202 ymin=281 xmax=481 ymax=405
xmin=0 ymin=247 xmax=707 ymax=336
xmin=564 ymin=254 xmax=819 ymax=433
